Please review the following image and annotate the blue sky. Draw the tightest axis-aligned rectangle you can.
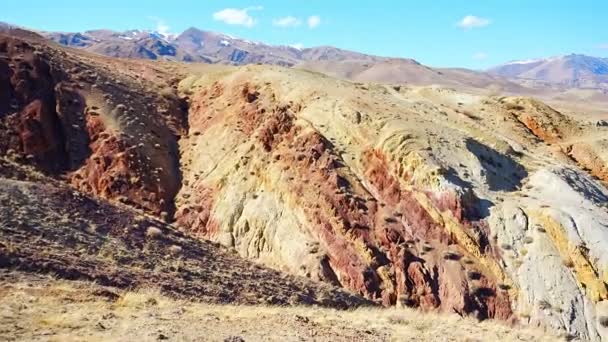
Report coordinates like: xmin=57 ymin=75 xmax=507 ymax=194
xmin=2 ymin=0 xmax=607 ymax=69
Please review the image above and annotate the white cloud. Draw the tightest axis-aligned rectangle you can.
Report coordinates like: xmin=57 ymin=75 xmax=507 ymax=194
xmin=473 ymin=52 xmax=488 ymax=60
xmin=273 ymin=16 xmax=301 ymax=28
xmin=307 ymin=15 xmax=321 ymax=29
xmin=289 ymin=43 xmax=304 ymax=50
xmin=156 ymin=22 xmax=171 ymax=37
xmin=597 ymin=43 xmax=608 ymax=49
xmin=457 ymin=15 xmax=491 ymax=29
xmin=213 ymin=6 xmax=263 ymax=28
xmin=148 ymin=17 xmax=173 ymax=37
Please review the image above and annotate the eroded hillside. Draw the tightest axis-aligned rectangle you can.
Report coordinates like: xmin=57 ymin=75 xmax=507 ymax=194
xmin=0 ymin=157 xmax=368 ymax=308
xmin=172 ymin=65 xmax=608 ymax=340
xmin=1 ymin=32 xmax=608 ymax=340
xmin=0 ymin=32 xmax=190 ymax=217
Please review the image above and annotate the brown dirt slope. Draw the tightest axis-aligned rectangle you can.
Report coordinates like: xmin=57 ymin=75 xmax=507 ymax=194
xmin=0 ymin=158 xmax=368 ymax=308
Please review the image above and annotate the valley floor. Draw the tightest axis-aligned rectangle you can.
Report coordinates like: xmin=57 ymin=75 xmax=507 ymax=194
xmin=0 ymin=271 xmax=560 ymax=342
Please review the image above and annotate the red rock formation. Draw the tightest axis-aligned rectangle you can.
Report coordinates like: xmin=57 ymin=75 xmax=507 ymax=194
xmin=0 ymin=37 xmax=67 ymax=172
xmin=0 ymin=35 xmax=183 ymax=216
xmin=518 ymin=115 xmax=561 ymax=143
xmin=565 ymin=143 xmax=608 ymax=184
xmin=361 ymin=148 xmax=511 ymax=318
xmin=1 ymin=34 xmax=515 ymax=322
xmin=176 ymin=79 xmax=512 ymax=320
xmin=175 ymin=185 xmax=220 ymax=237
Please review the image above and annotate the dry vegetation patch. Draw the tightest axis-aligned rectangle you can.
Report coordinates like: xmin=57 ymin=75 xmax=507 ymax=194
xmin=0 ymin=272 xmax=561 ymax=342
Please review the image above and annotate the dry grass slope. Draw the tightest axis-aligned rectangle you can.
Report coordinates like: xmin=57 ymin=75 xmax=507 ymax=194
xmin=0 ymin=158 xmax=367 ymax=309
xmin=0 ymin=271 xmax=561 ymax=342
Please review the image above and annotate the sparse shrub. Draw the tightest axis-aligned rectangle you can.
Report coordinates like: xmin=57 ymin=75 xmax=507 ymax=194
xmin=160 ymin=212 xmax=169 ymax=221
xmin=538 ymin=300 xmax=552 ymax=310
xmin=146 ymin=226 xmax=162 ymax=239
xmin=146 ymin=297 xmax=158 ymax=306
xmin=160 ymin=87 xmax=177 ymax=100
xmin=462 ymin=258 xmax=474 ymax=265
xmin=467 ymin=271 xmax=481 ymax=280
xmin=563 ymin=258 xmax=575 ymax=268
xmin=443 ymin=251 xmax=461 ymax=260
xmin=497 ymin=283 xmax=511 ymax=291
xmin=505 ymin=103 xmax=525 ymax=111
xmin=462 ymin=110 xmax=481 ymax=120
xmin=384 ymin=217 xmax=397 ymax=223
xmin=422 ymin=244 xmax=433 ymax=252
xmin=168 ymin=244 xmax=182 ymax=255
xmin=523 ymin=236 xmax=534 ymax=244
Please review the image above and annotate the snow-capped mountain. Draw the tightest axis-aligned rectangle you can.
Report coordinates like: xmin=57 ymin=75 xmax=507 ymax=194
xmin=38 ymin=26 xmax=386 ymax=66
xmin=489 ymin=54 xmax=608 ymax=88
xmin=0 ymin=23 xmax=527 ymax=91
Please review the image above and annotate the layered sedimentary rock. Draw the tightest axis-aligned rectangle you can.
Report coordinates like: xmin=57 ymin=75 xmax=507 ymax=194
xmin=0 ymin=34 xmax=186 ymax=215
xmin=2 ymin=33 xmax=608 ymax=340
xmin=171 ymin=67 xmax=608 ymax=339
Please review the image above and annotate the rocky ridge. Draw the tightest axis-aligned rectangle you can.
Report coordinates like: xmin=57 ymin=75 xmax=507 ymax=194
xmin=1 ymin=31 xmax=608 ymax=340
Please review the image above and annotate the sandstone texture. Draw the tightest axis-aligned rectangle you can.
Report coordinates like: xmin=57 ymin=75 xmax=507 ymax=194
xmin=172 ymin=68 xmax=608 ymax=339
xmin=1 ymin=31 xmax=608 ymax=340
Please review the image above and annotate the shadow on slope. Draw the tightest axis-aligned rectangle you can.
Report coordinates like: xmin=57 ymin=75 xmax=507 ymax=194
xmin=0 ymin=159 xmax=370 ymax=309
xmin=465 ymin=138 xmax=527 ymax=192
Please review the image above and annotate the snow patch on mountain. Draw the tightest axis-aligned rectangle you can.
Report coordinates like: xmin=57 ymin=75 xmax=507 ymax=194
xmin=502 ymin=56 xmax=562 ymax=65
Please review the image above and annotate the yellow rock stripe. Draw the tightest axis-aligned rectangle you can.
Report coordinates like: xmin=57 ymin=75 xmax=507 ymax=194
xmin=534 ymin=212 xmax=608 ymax=302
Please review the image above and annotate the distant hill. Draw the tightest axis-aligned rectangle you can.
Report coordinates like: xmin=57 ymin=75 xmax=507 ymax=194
xmin=37 ymin=26 xmax=529 ymax=92
xmin=4 ymin=22 xmax=608 ymax=92
xmin=5 ymin=22 xmax=605 ymax=98
xmin=42 ymin=26 xmax=383 ymax=66
xmin=488 ymin=54 xmax=608 ymax=89
xmin=296 ymin=59 xmax=530 ymax=92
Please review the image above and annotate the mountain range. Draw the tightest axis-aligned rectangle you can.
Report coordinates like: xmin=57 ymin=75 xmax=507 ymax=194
xmin=0 ymin=24 xmax=516 ymax=93
xmin=2 ymin=23 xmax=607 ymax=93
xmin=44 ymin=27 xmax=380 ymax=66
xmin=489 ymin=54 xmax=608 ymax=89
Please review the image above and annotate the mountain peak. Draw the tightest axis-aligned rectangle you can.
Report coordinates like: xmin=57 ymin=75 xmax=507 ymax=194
xmin=489 ymin=53 xmax=608 ymax=87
